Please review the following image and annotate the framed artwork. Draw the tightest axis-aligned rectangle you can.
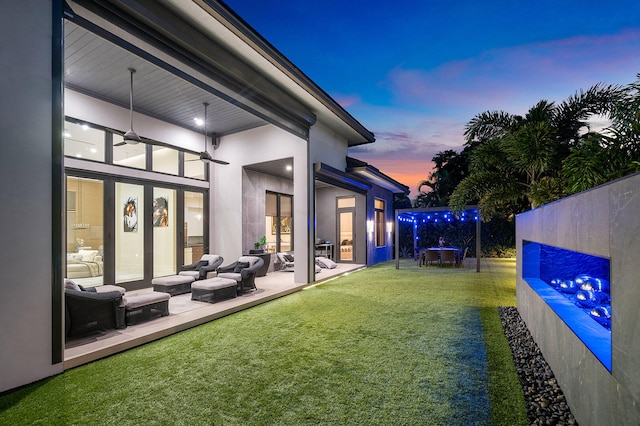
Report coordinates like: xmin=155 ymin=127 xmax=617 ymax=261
xmin=123 ymin=197 xmax=138 ymax=232
xmin=153 ymin=196 xmax=169 ymax=227
xmin=271 ymin=216 xmax=291 ymax=234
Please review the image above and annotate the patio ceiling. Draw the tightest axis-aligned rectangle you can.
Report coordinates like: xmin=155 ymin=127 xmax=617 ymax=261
xmin=65 ymin=20 xmax=269 ymax=138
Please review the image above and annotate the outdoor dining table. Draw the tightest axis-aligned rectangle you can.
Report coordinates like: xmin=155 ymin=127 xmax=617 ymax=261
xmin=418 ymin=247 xmax=462 ymax=267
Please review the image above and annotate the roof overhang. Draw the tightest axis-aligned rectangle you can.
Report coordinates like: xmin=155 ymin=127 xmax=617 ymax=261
xmin=346 ymin=157 xmax=410 ymax=194
xmin=65 ymin=0 xmax=374 ymax=145
xmin=314 ymin=163 xmax=371 ymax=194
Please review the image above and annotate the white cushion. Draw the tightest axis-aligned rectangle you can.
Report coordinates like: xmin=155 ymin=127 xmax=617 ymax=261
xmin=200 ymin=254 xmax=220 ymax=266
xmin=238 ymin=256 xmax=260 ymax=266
xmin=178 ymin=270 xmax=200 ymax=279
xmin=217 ymin=272 xmax=242 ymax=282
xmin=67 ymin=253 xmax=83 ymax=262
xmin=316 ymin=257 xmax=337 ymax=269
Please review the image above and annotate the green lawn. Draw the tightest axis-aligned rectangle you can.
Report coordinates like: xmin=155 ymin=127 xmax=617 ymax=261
xmin=0 ymin=259 xmax=527 ymax=425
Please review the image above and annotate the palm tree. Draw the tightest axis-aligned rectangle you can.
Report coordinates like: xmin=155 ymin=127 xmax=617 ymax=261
xmin=450 ymin=83 xmax=623 ymax=217
xmin=561 ymin=75 xmax=640 ymax=195
xmin=415 ymin=148 xmax=470 ymax=207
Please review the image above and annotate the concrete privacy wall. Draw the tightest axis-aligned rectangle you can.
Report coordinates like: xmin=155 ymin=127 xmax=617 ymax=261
xmin=516 ymin=172 xmax=640 ymax=425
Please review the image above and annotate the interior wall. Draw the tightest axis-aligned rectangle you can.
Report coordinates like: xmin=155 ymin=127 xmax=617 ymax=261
xmin=516 ymin=172 xmax=640 ymax=425
xmin=0 ymin=0 xmax=64 ymax=392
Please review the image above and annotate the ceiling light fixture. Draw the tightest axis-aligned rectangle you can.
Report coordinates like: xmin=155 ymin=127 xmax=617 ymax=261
xmin=123 ymin=68 xmax=141 ymax=144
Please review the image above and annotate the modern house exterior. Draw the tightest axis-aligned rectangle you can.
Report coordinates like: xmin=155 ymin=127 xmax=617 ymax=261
xmin=0 ymin=0 xmax=408 ymax=392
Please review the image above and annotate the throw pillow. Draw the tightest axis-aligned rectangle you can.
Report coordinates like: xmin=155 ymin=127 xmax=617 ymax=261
xmin=233 ymin=261 xmax=251 ymax=273
xmin=283 ymin=254 xmax=294 ymax=262
xmin=196 ymin=260 xmax=210 ymax=269
xmin=64 ymin=279 xmax=81 ymax=291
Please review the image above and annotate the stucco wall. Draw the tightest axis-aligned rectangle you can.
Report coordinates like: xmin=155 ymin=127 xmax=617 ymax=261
xmin=213 ymin=125 xmax=309 ymax=282
xmin=516 ymin=172 xmax=640 ymax=425
xmin=0 ymin=0 xmax=64 ymax=392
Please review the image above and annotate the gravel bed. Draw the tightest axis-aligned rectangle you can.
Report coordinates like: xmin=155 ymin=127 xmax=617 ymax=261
xmin=499 ymin=306 xmax=578 ymax=426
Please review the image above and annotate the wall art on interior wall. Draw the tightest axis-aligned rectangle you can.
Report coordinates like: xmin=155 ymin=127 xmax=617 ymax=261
xmin=271 ymin=216 xmax=291 ymax=234
xmin=123 ymin=197 xmax=138 ymax=232
xmin=153 ymin=196 xmax=169 ymax=227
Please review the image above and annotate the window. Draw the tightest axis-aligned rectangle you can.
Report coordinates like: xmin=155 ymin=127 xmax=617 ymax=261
xmin=152 ymin=146 xmax=179 ymax=175
xmin=266 ymin=192 xmax=292 ymax=253
xmin=64 ymin=121 xmax=105 ymax=162
xmin=184 ymin=152 xmax=205 ymax=180
xmin=113 ymin=135 xmax=146 ymax=169
xmin=374 ymin=199 xmax=385 ymax=247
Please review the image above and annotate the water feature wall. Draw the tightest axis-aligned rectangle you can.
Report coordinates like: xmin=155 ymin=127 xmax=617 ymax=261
xmin=516 ymin=172 xmax=640 ymax=425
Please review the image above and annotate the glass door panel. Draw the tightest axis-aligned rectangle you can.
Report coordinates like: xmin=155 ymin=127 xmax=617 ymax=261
xmin=153 ymin=187 xmax=176 ymax=277
xmin=339 ymin=211 xmax=354 ymax=261
xmin=115 ymin=182 xmax=144 ymax=283
xmin=280 ymin=195 xmax=292 ymax=252
xmin=184 ymin=191 xmax=204 ymax=264
xmin=66 ymin=176 xmax=104 ymax=287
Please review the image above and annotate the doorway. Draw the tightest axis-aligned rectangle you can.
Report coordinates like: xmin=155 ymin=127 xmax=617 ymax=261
xmin=337 ymin=196 xmax=356 ymax=262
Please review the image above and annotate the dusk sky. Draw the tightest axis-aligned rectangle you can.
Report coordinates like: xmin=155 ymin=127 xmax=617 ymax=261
xmin=224 ymin=1 xmax=640 ymax=197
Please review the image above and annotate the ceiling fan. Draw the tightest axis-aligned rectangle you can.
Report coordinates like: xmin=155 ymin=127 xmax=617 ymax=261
xmin=189 ymin=102 xmax=229 ymax=165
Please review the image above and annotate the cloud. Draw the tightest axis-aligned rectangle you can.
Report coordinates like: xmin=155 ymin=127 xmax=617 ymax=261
xmin=385 ymin=29 xmax=640 ymax=115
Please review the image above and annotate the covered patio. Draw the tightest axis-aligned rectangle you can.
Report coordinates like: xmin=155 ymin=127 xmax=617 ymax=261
xmin=394 ymin=206 xmax=482 ymax=272
xmin=64 ymin=263 xmax=364 ymax=368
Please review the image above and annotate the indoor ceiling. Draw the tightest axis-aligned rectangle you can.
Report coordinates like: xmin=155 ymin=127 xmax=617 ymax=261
xmin=64 ymin=21 xmax=268 ymax=138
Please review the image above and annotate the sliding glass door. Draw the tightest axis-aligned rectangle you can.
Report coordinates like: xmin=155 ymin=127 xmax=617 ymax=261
xmin=65 ymin=176 xmax=104 ymax=287
xmin=115 ymin=182 xmax=145 ymax=284
xmin=153 ymin=187 xmax=176 ymax=278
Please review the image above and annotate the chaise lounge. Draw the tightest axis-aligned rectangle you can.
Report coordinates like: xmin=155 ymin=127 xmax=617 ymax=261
xmin=216 ymin=256 xmax=264 ymax=294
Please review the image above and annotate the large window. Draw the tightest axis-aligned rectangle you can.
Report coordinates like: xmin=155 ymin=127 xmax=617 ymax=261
xmin=266 ymin=192 xmax=292 ymax=253
xmin=374 ymin=199 xmax=385 ymax=247
xmin=63 ymin=121 xmax=105 ymax=162
xmin=64 ymin=118 xmax=207 ymax=180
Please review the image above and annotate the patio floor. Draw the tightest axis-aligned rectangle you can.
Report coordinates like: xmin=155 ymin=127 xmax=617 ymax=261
xmin=64 ymin=263 xmax=364 ymax=369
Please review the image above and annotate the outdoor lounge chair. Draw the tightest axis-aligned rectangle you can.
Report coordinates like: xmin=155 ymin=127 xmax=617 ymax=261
xmin=179 ymin=254 xmax=224 ymax=280
xmin=216 ymin=255 xmax=264 ymax=293
xmin=64 ymin=280 xmax=126 ymax=338
xmin=276 ymin=252 xmax=295 ymax=272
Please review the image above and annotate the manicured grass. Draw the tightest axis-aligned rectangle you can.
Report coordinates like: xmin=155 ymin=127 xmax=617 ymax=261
xmin=0 ymin=259 xmax=527 ymax=425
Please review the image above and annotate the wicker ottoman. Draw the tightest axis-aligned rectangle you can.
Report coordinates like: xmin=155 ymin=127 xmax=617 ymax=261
xmin=124 ymin=292 xmax=170 ymax=325
xmin=191 ymin=277 xmax=238 ymax=303
xmin=151 ymin=275 xmax=195 ymax=296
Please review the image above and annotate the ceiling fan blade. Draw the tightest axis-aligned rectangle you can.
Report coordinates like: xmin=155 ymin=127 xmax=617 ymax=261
xmin=114 ymin=141 xmax=127 ymax=147
xmin=210 ymin=159 xmax=229 ymax=165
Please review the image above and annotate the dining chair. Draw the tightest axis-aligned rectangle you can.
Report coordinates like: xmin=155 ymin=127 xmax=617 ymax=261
xmin=423 ymin=249 xmax=439 ymax=267
xmin=440 ymin=249 xmax=456 ymax=267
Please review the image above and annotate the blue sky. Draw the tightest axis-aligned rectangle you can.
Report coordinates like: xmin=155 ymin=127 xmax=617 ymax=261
xmin=224 ymin=0 xmax=640 ymax=197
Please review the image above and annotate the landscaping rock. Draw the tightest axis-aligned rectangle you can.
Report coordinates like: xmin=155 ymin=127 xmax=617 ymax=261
xmin=499 ymin=306 xmax=578 ymax=426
